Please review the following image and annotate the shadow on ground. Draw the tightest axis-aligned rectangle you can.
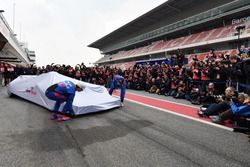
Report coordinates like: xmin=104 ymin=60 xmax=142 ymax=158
xmin=9 ymin=119 xmax=153 ymax=153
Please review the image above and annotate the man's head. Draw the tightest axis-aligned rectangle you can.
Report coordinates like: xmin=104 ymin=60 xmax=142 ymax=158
xmin=238 ymin=93 xmax=246 ymax=103
xmin=240 ymin=45 xmax=245 ymax=51
xmin=208 ymin=83 xmax=214 ymax=89
xmin=230 ymin=55 xmax=238 ymax=63
xmin=225 ymin=86 xmax=236 ymax=97
xmin=76 ymin=83 xmax=86 ymax=92
xmin=244 ymin=94 xmax=250 ymax=104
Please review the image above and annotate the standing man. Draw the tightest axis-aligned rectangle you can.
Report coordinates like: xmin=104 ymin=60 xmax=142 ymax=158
xmin=45 ymin=81 xmax=85 ymax=116
xmin=243 ymin=56 xmax=250 ymax=94
xmin=0 ymin=62 xmax=4 ymax=87
xmin=109 ymin=72 xmax=126 ymax=107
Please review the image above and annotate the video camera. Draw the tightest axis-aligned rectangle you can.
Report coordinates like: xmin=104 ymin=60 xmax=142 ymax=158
xmin=193 ymin=55 xmax=198 ymax=61
xmin=221 ymin=59 xmax=230 ymax=64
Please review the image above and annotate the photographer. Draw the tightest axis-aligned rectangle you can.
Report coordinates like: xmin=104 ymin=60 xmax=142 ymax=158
xmin=74 ymin=65 xmax=81 ymax=80
xmin=199 ymin=83 xmax=219 ymax=104
xmin=0 ymin=62 xmax=4 ymax=86
xmin=200 ymin=60 xmax=212 ymax=91
xmin=176 ymin=49 xmax=184 ymax=66
xmin=200 ymin=61 xmax=212 ymax=81
xmin=187 ymin=82 xmax=202 ymax=104
xmin=229 ymin=54 xmax=244 ymax=85
xmin=191 ymin=63 xmax=201 ymax=81
xmin=149 ymin=78 xmax=158 ymax=93
xmin=209 ymin=48 xmax=217 ymax=60
xmin=161 ymin=76 xmax=171 ymax=95
xmin=211 ymin=94 xmax=250 ymax=124
xmin=174 ymin=80 xmax=186 ymax=99
xmin=198 ymin=86 xmax=237 ymax=117
xmin=242 ymin=56 xmax=250 ymax=94
xmin=239 ymin=45 xmax=249 ymax=57
xmin=210 ymin=59 xmax=229 ymax=94
xmin=166 ymin=75 xmax=178 ymax=96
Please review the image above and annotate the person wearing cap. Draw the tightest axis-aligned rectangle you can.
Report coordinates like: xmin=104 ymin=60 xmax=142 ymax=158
xmin=109 ymin=71 xmax=126 ymax=107
xmin=45 ymin=80 xmax=85 ymax=116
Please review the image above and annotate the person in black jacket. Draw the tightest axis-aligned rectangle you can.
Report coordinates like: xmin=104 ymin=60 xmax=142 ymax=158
xmin=211 ymin=59 xmax=228 ymax=94
xmin=242 ymin=57 xmax=250 ymax=94
xmin=229 ymin=55 xmax=244 ymax=84
xmin=198 ymin=86 xmax=237 ymax=117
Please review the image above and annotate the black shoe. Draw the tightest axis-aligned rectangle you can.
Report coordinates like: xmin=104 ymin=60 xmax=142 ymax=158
xmin=64 ymin=113 xmax=75 ymax=118
xmin=197 ymin=110 xmax=207 ymax=117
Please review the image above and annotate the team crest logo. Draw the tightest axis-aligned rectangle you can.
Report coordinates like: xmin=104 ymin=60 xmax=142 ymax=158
xmin=26 ymin=87 xmax=37 ymax=95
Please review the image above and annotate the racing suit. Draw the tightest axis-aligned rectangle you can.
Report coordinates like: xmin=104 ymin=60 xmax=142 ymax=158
xmin=109 ymin=75 xmax=126 ymax=103
xmin=45 ymin=80 xmax=76 ymax=114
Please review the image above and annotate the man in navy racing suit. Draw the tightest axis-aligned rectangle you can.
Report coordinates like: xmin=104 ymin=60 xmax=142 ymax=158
xmin=109 ymin=74 xmax=126 ymax=107
xmin=45 ymin=81 xmax=85 ymax=116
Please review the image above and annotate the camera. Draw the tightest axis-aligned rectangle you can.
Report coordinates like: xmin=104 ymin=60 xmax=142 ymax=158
xmin=221 ymin=60 xmax=230 ymax=64
xmin=231 ymin=96 xmax=239 ymax=103
xmin=245 ymin=57 xmax=250 ymax=64
xmin=193 ymin=55 xmax=198 ymax=61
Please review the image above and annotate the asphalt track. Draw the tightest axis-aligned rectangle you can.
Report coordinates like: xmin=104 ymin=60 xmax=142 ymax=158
xmin=0 ymin=87 xmax=249 ymax=167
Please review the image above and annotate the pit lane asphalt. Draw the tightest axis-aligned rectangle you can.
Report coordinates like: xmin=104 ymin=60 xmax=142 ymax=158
xmin=0 ymin=87 xmax=249 ymax=167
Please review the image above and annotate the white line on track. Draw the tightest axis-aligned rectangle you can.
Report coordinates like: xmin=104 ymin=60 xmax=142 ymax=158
xmin=114 ymin=95 xmax=233 ymax=131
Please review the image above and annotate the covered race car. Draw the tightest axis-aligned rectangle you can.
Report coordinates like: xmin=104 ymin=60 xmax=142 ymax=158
xmin=8 ymin=71 xmax=120 ymax=115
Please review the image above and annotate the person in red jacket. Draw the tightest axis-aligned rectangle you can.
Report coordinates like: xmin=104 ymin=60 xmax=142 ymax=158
xmin=0 ymin=62 xmax=4 ymax=87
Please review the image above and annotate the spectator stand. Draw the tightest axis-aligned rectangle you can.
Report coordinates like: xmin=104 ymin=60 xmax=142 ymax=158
xmin=98 ymin=20 xmax=250 ymax=66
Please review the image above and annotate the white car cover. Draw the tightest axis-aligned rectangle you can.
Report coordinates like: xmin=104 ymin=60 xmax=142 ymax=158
xmin=8 ymin=71 xmax=120 ymax=115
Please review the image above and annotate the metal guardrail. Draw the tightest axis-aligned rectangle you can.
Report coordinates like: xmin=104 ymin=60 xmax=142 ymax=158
xmin=103 ymin=0 xmax=250 ymax=53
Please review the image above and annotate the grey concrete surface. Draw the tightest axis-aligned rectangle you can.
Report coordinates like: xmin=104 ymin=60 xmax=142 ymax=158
xmin=0 ymin=87 xmax=249 ymax=167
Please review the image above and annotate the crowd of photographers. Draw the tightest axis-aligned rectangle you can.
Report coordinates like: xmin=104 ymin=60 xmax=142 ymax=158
xmin=1 ymin=45 xmax=250 ymax=124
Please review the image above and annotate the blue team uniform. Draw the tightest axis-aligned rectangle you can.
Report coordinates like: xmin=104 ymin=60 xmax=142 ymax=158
xmin=45 ymin=80 xmax=76 ymax=114
xmin=230 ymin=102 xmax=250 ymax=116
xmin=109 ymin=75 xmax=126 ymax=102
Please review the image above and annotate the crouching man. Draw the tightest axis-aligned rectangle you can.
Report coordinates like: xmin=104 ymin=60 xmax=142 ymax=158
xmin=109 ymin=72 xmax=126 ymax=107
xmin=45 ymin=81 xmax=85 ymax=116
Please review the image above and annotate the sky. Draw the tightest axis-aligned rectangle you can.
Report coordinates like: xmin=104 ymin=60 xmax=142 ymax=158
xmin=0 ymin=0 xmax=166 ymax=66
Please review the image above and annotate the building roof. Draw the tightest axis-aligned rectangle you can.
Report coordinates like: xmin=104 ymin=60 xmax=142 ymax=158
xmin=90 ymin=0 xmax=250 ymax=65
xmin=88 ymin=0 xmax=192 ymax=48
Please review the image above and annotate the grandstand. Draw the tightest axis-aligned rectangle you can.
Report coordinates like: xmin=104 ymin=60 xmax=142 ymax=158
xmin=89 ymin=0 xmax=250 ymax=68
xmin=0 ymin=11 xmax=35 ymax=64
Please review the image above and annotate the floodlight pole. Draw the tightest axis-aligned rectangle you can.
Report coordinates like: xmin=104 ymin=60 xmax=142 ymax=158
xmin=237 ymin=31 xmax=240 ymax=51
xmin=13 ymin=2 xmax=16 ymax=32
xmin=109 ymin=57 xmax=112 ymax=63
xmin=235 ymin=24 xmax=246 ymax=50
